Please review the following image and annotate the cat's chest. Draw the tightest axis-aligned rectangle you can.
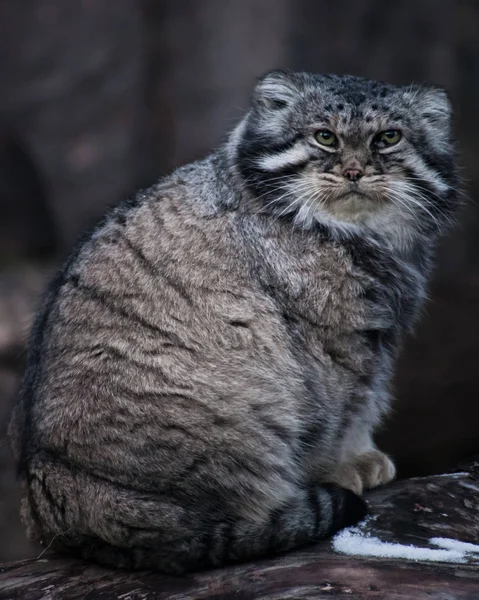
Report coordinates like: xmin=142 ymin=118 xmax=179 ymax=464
xmin=256 ymin=232 xmax=372 ymax=326
xmin=251 ymin=227 xmax=391 ymax=378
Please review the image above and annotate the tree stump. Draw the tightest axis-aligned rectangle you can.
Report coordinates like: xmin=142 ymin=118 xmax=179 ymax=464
xmin=1 ymin=460 xmax=479 ymax=599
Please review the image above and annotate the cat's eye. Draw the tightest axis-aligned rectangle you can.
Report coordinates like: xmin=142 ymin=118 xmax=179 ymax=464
xmin=314 ymin=130 xmax=337 ymax=147
xmin=377 ymin=130 xmax=402 ymax=146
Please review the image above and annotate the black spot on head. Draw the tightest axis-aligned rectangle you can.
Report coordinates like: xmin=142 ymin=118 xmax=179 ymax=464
xmin=380 ymin=88 xmax=389 ymax=98
xmin=213 ymin=414 xmax=232 ymax=427
xmin=229 ymin=320 xmax=249 ymax=329
xmin=69 ymin=274 xmax=80 ymax=288
xmin=117 ymin=213 xmax=127 ymax=226
xmin=371 ymin=104 xmax=378 ymax=111
xmin=365 ymin=115 xmax=373 ymax=123
xmin=336 ymin=103 xmax=344 ymax=111
xmin=107 ymin=234 xmax=120 ymax=246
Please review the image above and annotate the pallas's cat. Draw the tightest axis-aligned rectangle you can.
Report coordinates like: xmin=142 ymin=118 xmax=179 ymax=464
xmin=9 ymin=71 xmax=460 ymax=573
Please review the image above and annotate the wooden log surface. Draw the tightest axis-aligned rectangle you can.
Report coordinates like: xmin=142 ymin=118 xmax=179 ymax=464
xmin=1 ymin=460 xmax=479 ymax=600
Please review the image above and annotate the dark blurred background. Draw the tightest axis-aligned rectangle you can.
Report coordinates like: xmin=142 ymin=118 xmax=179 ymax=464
xmin=1 ymin=0 xmax=478 ymax=562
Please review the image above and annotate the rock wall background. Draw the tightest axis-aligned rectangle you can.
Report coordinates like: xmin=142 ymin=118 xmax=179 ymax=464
xmin=1 ymin=0 xmax=478 ymax=561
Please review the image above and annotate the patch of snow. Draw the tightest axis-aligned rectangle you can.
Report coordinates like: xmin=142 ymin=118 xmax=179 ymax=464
xmin=333 ymin=529 xmax=467 ymax=563
xmin=332 ymin=523 xmax=479 ymax=564
xmin=430 ymin=537 xmax=479 ymax=554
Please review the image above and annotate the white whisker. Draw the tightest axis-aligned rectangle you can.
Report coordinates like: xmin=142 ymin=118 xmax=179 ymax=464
xmin=386 ymin=184 xmax=442 ymax=230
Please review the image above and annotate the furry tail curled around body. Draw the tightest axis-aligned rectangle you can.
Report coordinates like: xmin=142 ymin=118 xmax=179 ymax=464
xmin=22 ymin=456 xmax=367 ymax=573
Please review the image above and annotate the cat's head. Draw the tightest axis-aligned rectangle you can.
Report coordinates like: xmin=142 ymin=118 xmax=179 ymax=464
xmin=232 ymin=70 xmax=459 ymax=245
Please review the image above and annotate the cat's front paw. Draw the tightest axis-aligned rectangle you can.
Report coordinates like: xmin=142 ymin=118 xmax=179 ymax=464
xmin=326 ymin=450 xmax=396 ymax=495
xmin=356 ymin=449 xmax=396 ymax=490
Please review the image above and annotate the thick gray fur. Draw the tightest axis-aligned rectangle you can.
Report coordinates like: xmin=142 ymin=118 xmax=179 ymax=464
xmin=9 ymin=70 xmax=460 ymax=573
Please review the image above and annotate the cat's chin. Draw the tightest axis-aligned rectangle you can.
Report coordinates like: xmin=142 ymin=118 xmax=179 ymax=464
xmin=323 ymin=193 xmax=381 ymax=224
xmin=314 ymin=196 xmax=416 ymax=252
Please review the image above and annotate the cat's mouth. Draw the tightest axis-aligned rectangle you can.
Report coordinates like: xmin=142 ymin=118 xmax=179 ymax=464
xmin=304 ymin=172 xmax=389 ymax=206
xmin=329 ymin=183 xmax=386 ymax=205
xmin=314 ymin=183 xmax=389 ymax=223
xmin=337 ymin=189 xmax=371 ymax=201
xmin=289 ymin=171 xmax=392 ymax=223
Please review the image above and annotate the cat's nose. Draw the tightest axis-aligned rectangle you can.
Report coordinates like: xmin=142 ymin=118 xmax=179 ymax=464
xmin=343 ymin=168 xmax=364 ymax=182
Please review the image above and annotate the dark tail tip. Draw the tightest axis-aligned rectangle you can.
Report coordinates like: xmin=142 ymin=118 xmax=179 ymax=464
xmin=323 ymin=483 xmax=368 ymax=533
xmin=341 ymin=488 xmax=368 ymax=528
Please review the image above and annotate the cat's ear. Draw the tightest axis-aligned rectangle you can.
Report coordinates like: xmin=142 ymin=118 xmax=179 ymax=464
xmin=414 ymin=85 xmax=452 ymax=123
xmin=406 ymin=85 xmax=453 ymax=152
xmin=252 ymin=70 xmax=299 ymax=112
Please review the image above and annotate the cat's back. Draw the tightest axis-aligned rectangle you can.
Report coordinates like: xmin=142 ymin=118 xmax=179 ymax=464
xmin=12 ymin=156 xmax=295 ymax=478
xmin=70 ymin=157 xmax=240 ymax=300
xmin=34 ymin=155 xmax=246 ymax=350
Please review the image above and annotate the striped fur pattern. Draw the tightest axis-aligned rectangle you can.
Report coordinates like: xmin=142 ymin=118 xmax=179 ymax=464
xmin=9 ymin=71 xmax=460 ymax=573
